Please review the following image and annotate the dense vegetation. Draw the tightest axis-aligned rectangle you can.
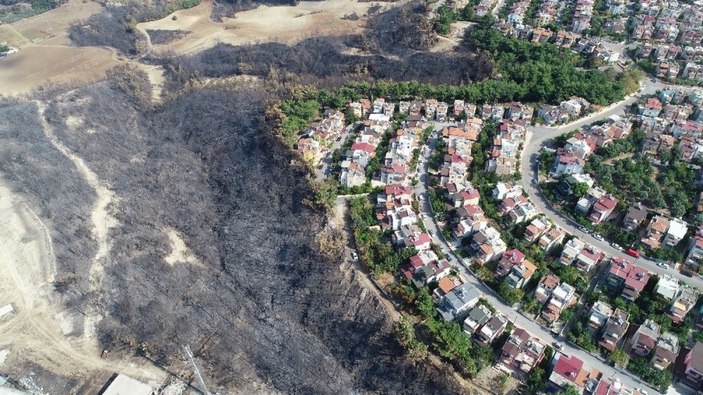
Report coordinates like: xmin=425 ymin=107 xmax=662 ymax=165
xmin=586 ymin=140 xmax=698 ymax=218
xmin=464 ymin=22 xmax=641 ymax=104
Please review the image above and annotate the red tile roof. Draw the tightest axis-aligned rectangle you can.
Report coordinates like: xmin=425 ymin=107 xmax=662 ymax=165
xmin=553 ymin=354 xmax=584 ymax=383
xmin=351 ymin=142 xmax=376 ymax=153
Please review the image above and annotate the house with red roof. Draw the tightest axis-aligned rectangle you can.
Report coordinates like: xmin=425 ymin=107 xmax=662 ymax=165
xmin=552 ymin=154 xmax=585 ymax=176
xmin=548 ymin=353 xmax=589 ymax=392
xmin=495 ymin=249 xmax=526 ymax=277
xmin=588 ymin=195 xmax=618 ymax=225
xmin=604 ymin=257 xmax=649 ymax=301
xmin=642 ymin=97 xmax=663 ymax=117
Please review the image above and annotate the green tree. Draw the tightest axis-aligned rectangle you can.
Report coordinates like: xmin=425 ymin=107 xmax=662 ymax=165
xmin=313 ymin=178 xmax=338 ymax=209
xmin=572 ymin=182 xmax=589 ymax=199
xmin=416 ymin=287 xmax=436 ymax=319
xmin=558 ymin=384 xmax=581 ymax=395
xmin=609 ymin=348 xmax=629 ymax=368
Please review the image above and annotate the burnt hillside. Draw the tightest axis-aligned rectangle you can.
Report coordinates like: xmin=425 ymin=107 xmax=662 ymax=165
xmin=0 ymin=83 xmax=466 ymax=393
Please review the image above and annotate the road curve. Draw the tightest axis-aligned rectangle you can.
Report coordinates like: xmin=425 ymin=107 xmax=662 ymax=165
xmin=519 ymin=79 xmax=703 ymax=291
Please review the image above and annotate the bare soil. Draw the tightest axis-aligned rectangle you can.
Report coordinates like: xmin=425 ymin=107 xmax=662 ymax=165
xmin=136 ymin=0 xmax=395 ymax=56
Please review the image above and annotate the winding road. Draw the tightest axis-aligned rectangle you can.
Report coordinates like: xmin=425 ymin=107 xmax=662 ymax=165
xmin=519 ymin=80 xmax=703 ymax=292
xmin=412 ymin=77 xmax=699 ymax=393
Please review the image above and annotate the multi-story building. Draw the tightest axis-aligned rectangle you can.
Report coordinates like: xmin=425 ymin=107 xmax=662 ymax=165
xmin=498 ymin=328 xmax=547 ymax=375
xmin=542 ymin=283 xmax=576 ymax=323
xmin=598 ymin=308 xmax=629 ymax=352
xmin=686 ymin=227 xmax=703 ymax=271
xmin=668 ymin=286 xmax=699 ymax=324
xmin=653 ymin=331 xmax=680 ymax=370
xmin=631 ymin=319 xmax=660 ymax=357
xmin=535 ymin=274 xmax=560 ymax=304
xmin=605 ymin=258 xmax=649 ymax=301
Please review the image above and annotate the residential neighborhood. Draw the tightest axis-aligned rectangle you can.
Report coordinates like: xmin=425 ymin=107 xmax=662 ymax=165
xmin=305 ymin=86 xmax=703 ymax=394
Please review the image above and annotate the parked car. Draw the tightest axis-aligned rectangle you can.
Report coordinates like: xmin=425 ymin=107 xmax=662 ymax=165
xmin=656 ymin=262 xmax=670 ymax=270
xmin=610 ymin=242 xmax=622 ymax=250
xmin=681 ymin=269 xmax=695 ymax=278
xmin=553 ymin=342 xmax=564 ymax=350
xmin=626 ymin=248 xmax=640 ymax=258
xmin=594 ymin=234 xmax=604 ymax=241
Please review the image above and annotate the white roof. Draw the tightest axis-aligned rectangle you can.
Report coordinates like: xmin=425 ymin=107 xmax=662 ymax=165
xmin=656 ymin=275 xmax=680 ymax=299
xmin=102 ymin=375 xmax=154 ymax=395
xmin=666 ymin=218 xmax=688 ymax=238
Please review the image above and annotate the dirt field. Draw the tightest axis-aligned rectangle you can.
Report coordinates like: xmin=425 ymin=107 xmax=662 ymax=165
xmin=0 ymin=0 xmax=118 ymax=96
xmin=136 ymin=0 xmax=396 ymax=55
xmin=0 ymin=0 xmax=103 ymax=48
xmin=0 ymin=45 xmax=117 ymax=96
xmin=0 ymin=178 xmax=166 ymax=389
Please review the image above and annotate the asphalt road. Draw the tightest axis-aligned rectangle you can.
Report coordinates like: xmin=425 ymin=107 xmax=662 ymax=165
xmin=519 ymin=79 xmax=703 ymax=291
xmin=413 ymin=126 xmax=658 ymax=393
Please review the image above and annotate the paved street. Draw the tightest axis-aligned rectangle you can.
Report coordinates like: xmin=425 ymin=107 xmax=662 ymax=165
xmin=412 ymin=125 xmax=657 ymax=393
xmin=316 ymin=124 xmax=354 ymax=180
xmin=519 ymin=79 xmax=703 ymax=291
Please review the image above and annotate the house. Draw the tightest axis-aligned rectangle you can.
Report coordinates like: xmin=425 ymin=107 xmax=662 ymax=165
xmin=588 ymin=195 xmax=618 ymax=225
xmin=605 ymin=258 xmax=650 ymax=301
xmin=492 ymin=182 xmax=523 ymax=200
xmin=350 ymin=142 xmax=376 ymax=167
xmin=653 ymin=331 xmax=680 ymax=370
xmin=463 ymin=304 xmax=492 ymax=334
xmin=642 ymin=97 xmax=663 ymax=117
xmin=433 ymin=277 xmax=461 ymax=299
xmin=685 ymin=227 xmax=703 ymax=270
xmin=535 ymin=274 xmax=561 ymax=304
xmin=437 ymin=283 xmax=481 ymax=321
xmin=663 ymin=218 xmax=688 ymax=248
xmin=340 ymin=161 xmax=367 ymax=187
xmin=668 ymin=286 xmax=699 ymax=324
xmin=525 ymin=218 xmax=550 ymax=242
xmin=552 ymin=154 xmax=585 ymax=176
xmin=630 ymin=319 xmax=660 ymax=357
xmin=593 ymin=378 xmax=639 ymax=395
xmin=498 ymin=328 xmax=547 ymax=374
xmin=598 ymin=308 xmax=629 ymax=352
xmin=560 ymin=238 xmax=586 ymax=266
xmin=539 ymin=226 xmax=566 ymax=252
xmin=476 ymin=314 xmax=508 ymax=345
xmin=472 ymin=226 xmax=508 ymax=265
xmin=402 ymin=232 xmax=432 ymax=251
xmin=575 ymin=245 xmax=604 ymax=272
xmin=548 ymin=353 xmax=589 ymax=392
xmin=588 ymin=301 xmax=613 ymax=333
xmin=641 ymin=215 xmax=670 ymax=249
xmin=496 ymin=249 xmax=526 ymax=278
xmin=542 ymin=282 xmax=576 ymax=323
xmin=622 ymin=203 xmax=647 ymax=232
xmin=297 ymin=137 xmax=321 ymax=162
xmin=401 ymin=250 xmax=450 ymax=287
xmin=656 ymin=275 xmax=680 ymax=300
xmin=505 ymin=260 xmax=537 ymax=289
xmin=509 ymin=202 xmax=538 ymax=224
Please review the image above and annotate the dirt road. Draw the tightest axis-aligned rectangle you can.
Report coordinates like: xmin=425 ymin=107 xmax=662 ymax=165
xmin=0 ymin=179 xmax=165 ymax=387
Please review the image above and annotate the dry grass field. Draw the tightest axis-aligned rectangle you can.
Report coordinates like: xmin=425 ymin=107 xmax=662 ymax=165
xmin=138 ymin=0 xmax=393 ymax=55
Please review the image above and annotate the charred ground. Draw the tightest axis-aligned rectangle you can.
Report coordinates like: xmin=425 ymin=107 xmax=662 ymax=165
xmin=0 ymin=80 xmax=466 ymax=393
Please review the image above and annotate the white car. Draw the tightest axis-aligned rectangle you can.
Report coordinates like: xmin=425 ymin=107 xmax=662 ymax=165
xmin=656 ymin=262 xmax=670 ymax=270
xmin=594 ymin=234 xmax=604 ymax=241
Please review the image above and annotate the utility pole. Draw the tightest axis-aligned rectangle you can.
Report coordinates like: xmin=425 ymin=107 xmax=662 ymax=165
xmin=182 ymin=344 xmax=211 ymax=395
